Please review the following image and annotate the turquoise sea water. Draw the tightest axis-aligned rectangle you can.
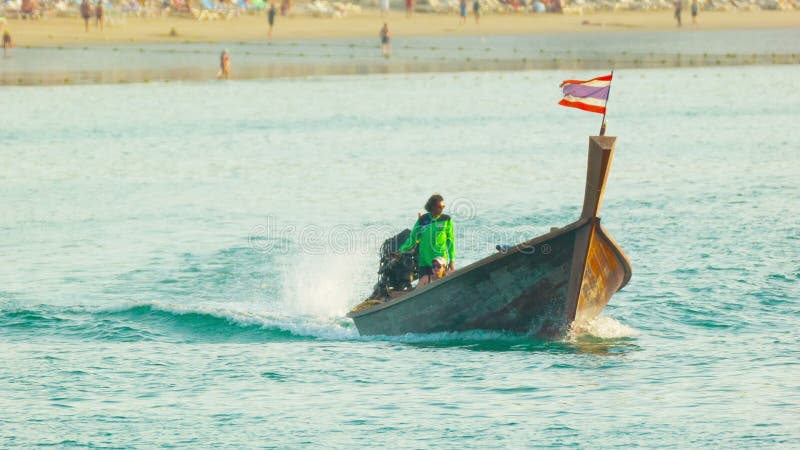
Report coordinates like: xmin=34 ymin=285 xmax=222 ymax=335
xmin=2 ymin=65 xmax=799 ymax=447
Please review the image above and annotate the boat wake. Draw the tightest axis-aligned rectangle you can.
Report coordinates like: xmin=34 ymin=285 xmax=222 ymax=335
xmin=97 ymin=301 xmax=359 ymax=341
xmin=0 ymin=301 xmax=358 ymax=343
xmin=1 ymin=300 xmax=638 ymax=350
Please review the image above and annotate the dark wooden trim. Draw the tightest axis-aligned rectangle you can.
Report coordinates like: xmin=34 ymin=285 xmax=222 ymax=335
xmin=562 ymin=218 xmax=595 ymax=326
xmin=581 ymin=136 xmax=617 ymax=220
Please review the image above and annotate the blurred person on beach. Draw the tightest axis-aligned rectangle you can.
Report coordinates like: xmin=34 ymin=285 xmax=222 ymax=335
xmin=219 ymin=49 xmax=231 ymax=79
xmin=459 ymin=0 xmax=467 ymax=24
xmin=21 ymin=0 xmax=39 ymax=19
xmin=95 ymin=0 xmax=104 ymax=31
xmin=398 ymin=195 xmax=456 ymax=289
xmin=380 ymin=0 xmax=389 ymax=17
xmin=673 ymin=0 xmax=682 ymax=27
xmin=473 ymin=0 xmax=480 ymax=24
xmin=3 ymin=28 xmax=14 ymax=58
xmin=280 ymin=0 xmax=291 ymax=16
xmin=379 ymin=22 xmax=391 ymax=58
xmin=161 ymin=0 xmax=171 ymax=16
xmin=405 ymin=0 xmax=413 ymax=17
xmin=80 ymin=0 xmax=92 ymax=32
xmin=267 ymin=3 xmax=276 ymax=38
xmin=691 ymin=0 xmax=698 ymax=24
xmin=53 ymin=0 xmax=69 ymax=15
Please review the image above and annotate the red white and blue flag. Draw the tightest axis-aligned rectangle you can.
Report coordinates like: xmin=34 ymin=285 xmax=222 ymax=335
xmin=558 ymin=73 xmax=613 ymax=114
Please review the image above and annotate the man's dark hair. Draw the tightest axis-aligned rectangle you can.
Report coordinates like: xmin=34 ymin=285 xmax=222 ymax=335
xmin=424 ymin=194 xmax=444 ymax=213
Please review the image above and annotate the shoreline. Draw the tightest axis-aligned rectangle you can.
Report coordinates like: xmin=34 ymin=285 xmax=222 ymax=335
xmin=3 ymin=46 xmax=799 ymax=86
xmin=3 ymin=11 xmax=800 ymax=48
xmin=2 ymin=11 xmax=798 ymax=85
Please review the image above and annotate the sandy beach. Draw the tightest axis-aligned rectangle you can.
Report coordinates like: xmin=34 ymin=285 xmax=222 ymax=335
xmin=4 ymin=10 xmax=800 ymax=47
xmin=2 ymin=9 xmax=798 ymax=85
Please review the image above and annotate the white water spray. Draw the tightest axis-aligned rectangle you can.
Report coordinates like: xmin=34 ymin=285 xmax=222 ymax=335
xmin=570 ymin=316 xmax=639 ymax=340
xmin=280 ymin=252 xmax=373 ymax=318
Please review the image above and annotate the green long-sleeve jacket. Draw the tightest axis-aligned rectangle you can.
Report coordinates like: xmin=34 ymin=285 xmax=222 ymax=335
xmin=398 ymin=213 xmax=455 ymax=267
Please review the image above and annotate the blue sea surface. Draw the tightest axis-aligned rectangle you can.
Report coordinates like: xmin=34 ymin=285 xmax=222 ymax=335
xmin=2 ymin=65 xmax=799 ymax=447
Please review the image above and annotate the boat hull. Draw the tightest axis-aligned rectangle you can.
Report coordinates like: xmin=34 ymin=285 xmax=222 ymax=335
xmin=349 ymin=218 xmax=631 ymax=337
xmin=348 ymin=136 xmax=631 ymax=337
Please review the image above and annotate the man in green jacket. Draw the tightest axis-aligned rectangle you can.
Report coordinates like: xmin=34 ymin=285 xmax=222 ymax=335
xmin=398 ymin=194 xmax=455 ymax=288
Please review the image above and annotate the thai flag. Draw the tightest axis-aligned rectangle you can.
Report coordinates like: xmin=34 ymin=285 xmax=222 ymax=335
xmin=558 ymin=74 xmax=613 ymax=114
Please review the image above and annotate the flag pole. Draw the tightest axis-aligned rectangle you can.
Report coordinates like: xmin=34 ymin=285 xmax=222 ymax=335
xmin=599 ymin=70 xmax=614 ymax=136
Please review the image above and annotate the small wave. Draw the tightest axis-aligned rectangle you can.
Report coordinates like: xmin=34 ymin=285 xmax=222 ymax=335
xmin=0 ymin=308 xmax=66 ymax=328
xmin=91 ymin=301 xmax=358 ymax=342
xmin=1 ymin=301 xmax=357 ymax=343
xmin=0 ymin=305 xmax=157 ymax=342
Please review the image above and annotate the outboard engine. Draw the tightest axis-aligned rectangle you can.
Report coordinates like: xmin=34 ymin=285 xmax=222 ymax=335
xmin=370 ymin=229 xmax=417 ymax=300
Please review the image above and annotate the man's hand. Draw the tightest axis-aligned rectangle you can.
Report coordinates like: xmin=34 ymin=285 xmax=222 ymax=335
xmin=448 ymin=262 xmax=455 ymax=273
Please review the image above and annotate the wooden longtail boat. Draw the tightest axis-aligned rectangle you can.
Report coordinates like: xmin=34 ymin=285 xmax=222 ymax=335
xmin=347 ymin=136 xmax=631 ymax=337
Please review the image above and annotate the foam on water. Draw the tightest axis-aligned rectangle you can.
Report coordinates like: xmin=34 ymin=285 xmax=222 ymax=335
xmin=570 ymin=316 xmax=640 ymax=340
